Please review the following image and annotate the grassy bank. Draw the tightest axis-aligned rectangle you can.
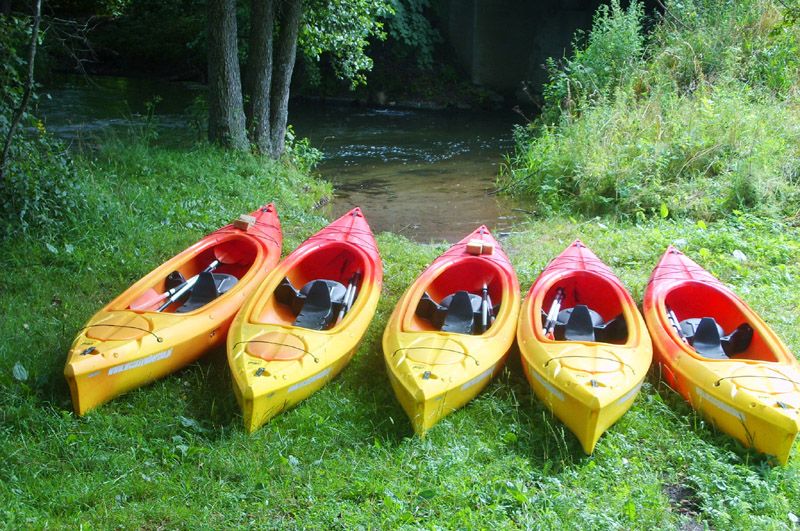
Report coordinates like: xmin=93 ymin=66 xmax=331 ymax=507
xmin=500 ymin=0 xmax=800 ymax=221
xmin=2 ymin=137 xmax=800 ymax=527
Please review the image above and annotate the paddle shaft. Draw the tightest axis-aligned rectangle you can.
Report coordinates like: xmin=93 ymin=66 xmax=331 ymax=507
xmin=666 ymin=307 xmax=689 ymax=344
xmin=480 ymin=283 xmax=489 ymax=333
xmin=336 ymin=270 xmax=362 ymax=322
xmin=543 ymin=287 xmax=565 ymax=336
xmin=156 ymin=259 xmax=220 ymax=312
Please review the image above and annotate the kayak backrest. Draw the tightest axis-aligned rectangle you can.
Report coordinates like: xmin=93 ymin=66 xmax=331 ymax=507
xmin=275 ymin=277 xmax=347 ymax=330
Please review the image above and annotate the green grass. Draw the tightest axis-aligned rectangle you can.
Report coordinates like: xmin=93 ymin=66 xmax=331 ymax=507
xmin=2 ymin=141 xmax=800 ymax=528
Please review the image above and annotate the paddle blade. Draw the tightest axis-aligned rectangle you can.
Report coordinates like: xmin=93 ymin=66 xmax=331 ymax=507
xmin=129 ymin=288 xmax=165 ymax=311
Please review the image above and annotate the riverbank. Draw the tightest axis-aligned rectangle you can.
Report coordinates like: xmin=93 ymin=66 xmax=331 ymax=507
xmin=2 ymin=137 xmax=799 ymax=528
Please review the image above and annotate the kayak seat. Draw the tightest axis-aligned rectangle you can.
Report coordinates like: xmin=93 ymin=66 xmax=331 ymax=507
xmin=175 ymin=272 xmax=238 ymax=313
xmin=562 ymin=305 xmax=596 ymax=342
xmin=552 ymin=306 xmax=628 ymax=343
xmin=678 ymin=317 xmax=753 ymax=359
xmin=441 ymin=291 xmax=476 ymax=334
xmin=690 ymin=317 xmax=728 ymax=359
xmin=275 ymin=278 xmax=347 ymax=330
xmin=416 ymin=291 xmax=499 ymax=335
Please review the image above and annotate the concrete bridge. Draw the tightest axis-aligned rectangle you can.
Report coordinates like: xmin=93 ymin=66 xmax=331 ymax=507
xmin=440 ymin=0 xmax=604 ymax=97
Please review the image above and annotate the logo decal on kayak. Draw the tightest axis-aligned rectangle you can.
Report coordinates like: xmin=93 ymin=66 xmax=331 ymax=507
xmin=108 ymin=349 xmax=173 ymax=376
xmin=695 ymin=386 xmax=744 ymax=421
xmin=460 ymin=366 xmax=494 ymax=391
xmin=288 ymin=367 xmax=333 ymax=393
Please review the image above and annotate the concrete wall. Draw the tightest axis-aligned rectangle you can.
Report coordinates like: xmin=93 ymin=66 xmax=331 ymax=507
xmin=442 ymin=0 xmax=602 ymax=96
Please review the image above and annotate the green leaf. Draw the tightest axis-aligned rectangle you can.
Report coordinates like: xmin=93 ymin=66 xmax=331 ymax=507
xmin=45 ymin=243 xmax=58 ymax=254
xmin=696 ymin=220 xmax=707 ymax=230
xmin=659 ymin=202 xmax=669 ymax=218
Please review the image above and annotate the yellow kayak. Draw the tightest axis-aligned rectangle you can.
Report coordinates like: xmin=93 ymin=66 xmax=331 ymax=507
xmin=517 ymin=240 xmax=652 ymax=454
xmin=64 ymin=204 xmax=282 ymax=415
xmin=383 ymin=226 xmax=520 ymax=434
xmin=227 ymin=208 xmax=382 ymax=433
xmin=644 ymin=246 xmax=800 ymax=463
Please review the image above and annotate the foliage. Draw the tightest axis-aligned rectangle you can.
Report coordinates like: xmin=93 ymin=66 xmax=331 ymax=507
xmin=0 ymin=14 xmax=87 ymax=240
xmin=283 ymin=124 xmax=323 ymax=174
xmin=300 ymin=0 xmax=393 ymax=86
xmin=541 ymin=0 xmax=645 ymax=124
xmin=3 ymin=201 xmax=800 ymax=526
xmin=502 ymin=0 xmax=800 ymax=220
xmin=384 ymin=0 xmax=441 ymax=70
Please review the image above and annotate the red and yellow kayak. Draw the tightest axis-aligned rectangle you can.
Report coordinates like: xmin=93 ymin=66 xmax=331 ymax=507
xmin=644 ymin=246 xmax=800 ymax=463
xmin=227 ymin=207 xmax=382 ymax=433
xmin=517 ymin=240 xmax=652 ymax=454
xmin=383 ymin=226 xmax=520 ymax=434
xmin=65 ymin=204 xmax=282 ymax=415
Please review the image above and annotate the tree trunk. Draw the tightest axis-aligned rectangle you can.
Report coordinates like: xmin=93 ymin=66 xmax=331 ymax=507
xmin=207 ymin=0 xmax=248 ymax=150
xmin=245 ymin=0 xmax=275 ymax=154
xmin=0 ymin=0 xmax=42 ymax=183
xmin=269 ymin=0 xmax=302 ymax=158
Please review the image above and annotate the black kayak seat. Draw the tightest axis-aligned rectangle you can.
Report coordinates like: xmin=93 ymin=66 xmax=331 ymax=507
xmin=563 ymin=304 xmax=597 ymax=342
xmin=176 ymin=272 xmax=238 ymax=313
xmin=678 ymin=317 xmax=754 ymax=359
xmin=441 ymin=291 xmax=476 ymax=334
xmin=691 ymin=317 xmax=728 ymax=360
xmin=275 ymin=278 xmax=347 ymax=330
xmin=548 ymin=306 xmax=628 ymax=343
xmin=416 ymin=291 xmax=499 ymax=335
xmin=294 ymin=280 xmax=336 ymax=330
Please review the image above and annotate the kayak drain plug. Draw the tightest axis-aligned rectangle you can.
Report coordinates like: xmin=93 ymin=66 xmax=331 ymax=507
xmin=81 ymin=346 xmax=96 ymax=356
xmin=255 ymin=368 xmax=266 ymax=377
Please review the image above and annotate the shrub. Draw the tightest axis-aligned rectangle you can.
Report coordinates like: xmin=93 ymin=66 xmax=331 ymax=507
xmin=502 ymin=0 xmax=800 ymax=221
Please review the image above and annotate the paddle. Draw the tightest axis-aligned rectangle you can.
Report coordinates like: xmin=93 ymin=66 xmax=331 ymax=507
xmin=480 ymin=283 xmax=489 ymax=333
xmin=542 ymin=287 xmax=565 ymax=338
xmin=665 ymin=306 xmax=690 ymax=344
xmin=335 ymin=270 xmax=362 ymax=323
xmin=130 ymin=244 xmax=250 ymax=312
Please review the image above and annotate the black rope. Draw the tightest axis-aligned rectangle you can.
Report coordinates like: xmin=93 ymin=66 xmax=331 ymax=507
xmin=232 ymin=340 xmax=319 ymax=363
xmin=79 ymin=324 xmax=163 ymax=342
xmin=392 ymin=346 xmax=479 ymax=366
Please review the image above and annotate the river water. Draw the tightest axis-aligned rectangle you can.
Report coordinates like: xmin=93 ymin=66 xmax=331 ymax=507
xmin=39 ymin=75 xmax=522 ymax=242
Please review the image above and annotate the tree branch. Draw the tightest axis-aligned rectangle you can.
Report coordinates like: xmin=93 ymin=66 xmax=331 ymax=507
xmin=1 ymin=0 xmax=43 ymax=183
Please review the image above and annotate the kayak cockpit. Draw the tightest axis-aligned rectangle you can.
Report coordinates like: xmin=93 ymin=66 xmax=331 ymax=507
xmin=122 ymin=235 xmax=259 ymax=313
xmin=403 ymin=257 xmax=507 ymax=335
xmin=255 ymin=242 xmax=367 ymax=331
xmin=538 ymin=271 xmax=630 ymax=345
xmin=664 ymin=281 xmax=778 ymax=362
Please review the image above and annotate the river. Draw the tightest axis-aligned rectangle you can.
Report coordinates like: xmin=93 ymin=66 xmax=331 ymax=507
xmin=39 ymin=75 xmax=523 ymax=242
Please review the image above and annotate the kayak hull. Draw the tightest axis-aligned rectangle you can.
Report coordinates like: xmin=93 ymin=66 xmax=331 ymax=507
xmin=517 ymin=240 xmax=652 ymax=454
xmin=383 ymin=226 xmax=520 ymax=435
xmin=228 ymin=208 xmax=382 ymax=433
xmin=644 ymin=246 xmax=800 ymax=464
xmin=64 ymin=205 xmax=282 ymax=415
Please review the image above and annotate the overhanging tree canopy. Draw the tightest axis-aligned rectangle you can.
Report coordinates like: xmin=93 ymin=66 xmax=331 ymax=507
xmin=208 ymin=0 xmax=391 ymax=158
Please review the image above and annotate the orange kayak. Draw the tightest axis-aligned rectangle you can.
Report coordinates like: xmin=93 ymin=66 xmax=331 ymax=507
xmin=64 ymin=204 xmax=282 ymax=415
xmin=227 ymin=207 xmax=383 ymax=432
xmin=517 ymin=240 xmax=652 ymax=453
xmin=644 ymin=246 xmax=800 ymax=463
xmin=383 ymin=226 xmax=520 ymax=434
